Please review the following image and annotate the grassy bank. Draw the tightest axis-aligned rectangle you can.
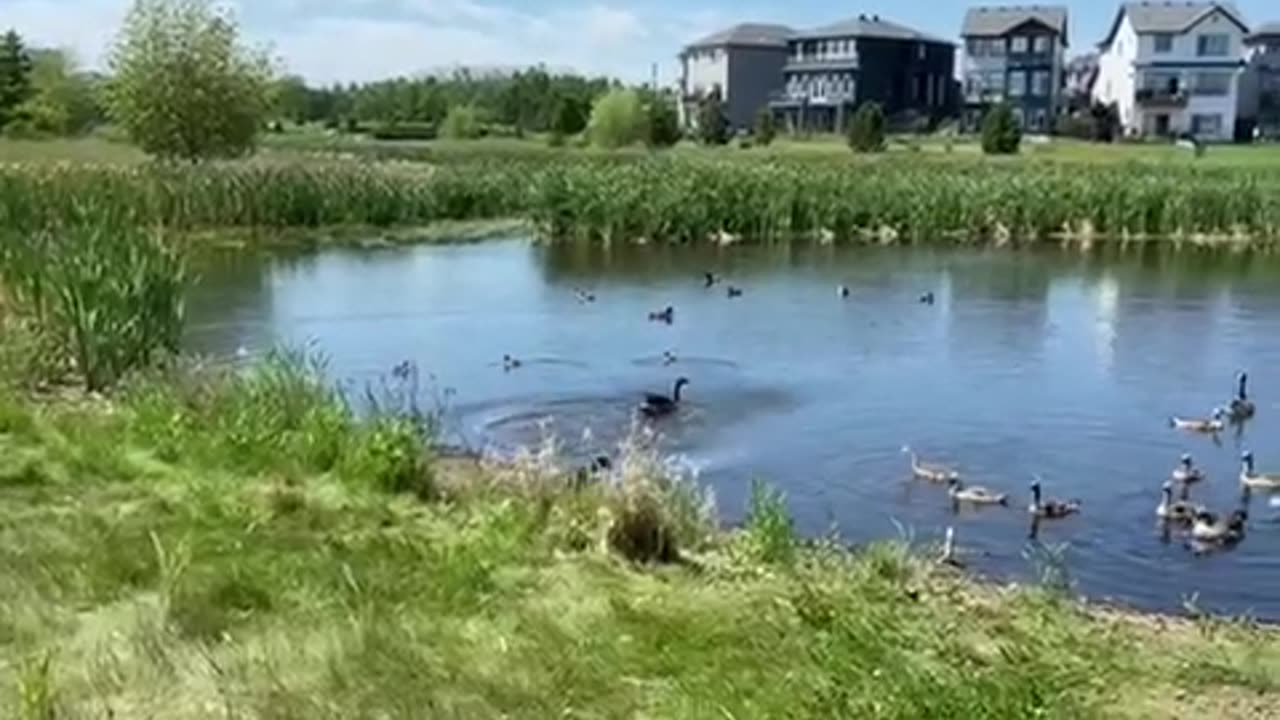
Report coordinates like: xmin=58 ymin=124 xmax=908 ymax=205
xmin=4 ymin=155 xmax=1280 ymax=245
xmin=1 ymin=346 xmax=1279 ymax=719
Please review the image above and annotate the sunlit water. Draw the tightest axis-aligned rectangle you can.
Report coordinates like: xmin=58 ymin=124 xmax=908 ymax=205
xmin=187 ymin=237 xmax=1280 ymax=618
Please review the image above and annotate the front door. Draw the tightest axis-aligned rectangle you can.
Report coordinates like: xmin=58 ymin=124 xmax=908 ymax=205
xmin=1154 ymin=114 xmax=1170 ymax=136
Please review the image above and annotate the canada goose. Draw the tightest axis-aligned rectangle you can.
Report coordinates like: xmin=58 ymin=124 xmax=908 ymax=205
xmin=1240 ymin=451 xmax=1280 ymax=490
xmin=1169 ymin=408 xmax=1225 ymax=433
xmin=901 ymin=446 xmax=959 ymax=483
xmin=502 ymin=354 xmax=522 ymax=371
xmin=1171 ymin=453 xmax=1205 ymax=486
xmin=726 ymin=286 xmax=744 ymax=298
xmin=1156 ymin=481 xmax=1199 ymax=524
xmin=639 ymin=377 xmax=689 ymax=419
xmin=1227 ymin=371 xmax=1256 ymax=421
xmin=1191 ymin=509 xmax=1247 ymax=544
xmin=838 ymin=285 xmax=850 ymax=298
xmin=648 ymin=306 xmax=675 ymax=323
xmin=948 ymin=478 xmax=1008 ymax=507
xmin=919 ymin=292 xmax=935 ymax=305
xmin=1028 ymin=478 xmax=1082 ymax=519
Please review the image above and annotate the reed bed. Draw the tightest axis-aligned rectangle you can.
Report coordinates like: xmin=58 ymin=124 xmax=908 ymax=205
xmin=3 ymin=156 xmax=1280 ymax=244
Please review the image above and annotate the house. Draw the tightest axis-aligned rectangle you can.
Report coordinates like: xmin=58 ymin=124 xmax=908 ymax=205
xmin=1242 ymin=23 xmax=1280 ymax=139
xmin=768 ymin=14 xmax=956 ymax=133
xmin=961 ymin=5 xmax=1070 ymax=133
xmin=678 ymin=23 xmax=793 ymax=131
xmin=1092 ymin=2 xmax=1250 ymax=141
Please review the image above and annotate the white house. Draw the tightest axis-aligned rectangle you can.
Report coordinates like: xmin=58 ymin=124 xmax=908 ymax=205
xmin=1093 ymin=2 xmax=1251 ymax=141
xmin=678 ymin=24 xmax=793 ymax=131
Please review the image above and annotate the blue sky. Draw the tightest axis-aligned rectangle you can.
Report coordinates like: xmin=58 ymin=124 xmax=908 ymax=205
xmin=7 ymin=0 xmax=1278 ymax=84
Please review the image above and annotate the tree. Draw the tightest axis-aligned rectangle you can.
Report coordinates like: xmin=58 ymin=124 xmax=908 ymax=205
xmin=587 ymin=88 xmax=644 ymax=148
xmin=0 ymin=29 xmax=34 ymax=129
xmin=981 ymin=103 xmax=1022 ymax=154
xmin=847 ymin=102 xmax=886 ymax=153
xmin=440 ymin=103 xmax=482 ymax=139
xmin=696 ymin=88 xmax=728 ymax=145
xmin=105 ymin=0 xmax=275 ymax=161
xmin=5 ymin=49 xmax=103 ymax=136
xmin=274 ymin=74 xmax=311 ymax=124
xmin=550 ymin=94 xmax=588 ymax=136
xmin=645 ymin=96 xmax=680 ymax=148
xmin=753 ymin=106 xmax=776 ymax=146
xmin=1089 ymin=101 xmax=1121 ymax=143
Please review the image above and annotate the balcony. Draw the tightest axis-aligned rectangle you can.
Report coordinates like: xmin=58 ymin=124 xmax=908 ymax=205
xmin=1135 ymin=88 xmax=1188 ymax=108
xmin=769 ymin=89 xmax=857 ymax=106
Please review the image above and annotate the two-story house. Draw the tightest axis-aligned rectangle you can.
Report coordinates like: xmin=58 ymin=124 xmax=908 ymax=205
xmin=768 ymin=15 xmax=955 ymax=133
xmin=1243 ymin=23 xmax=1280 ymax=138
xmin=678 ymin=23 xmax=793 ymax=132
xmin=961 ymin=5 xmax=1070 ymax=132
xmin=1093 ymin=2 xmax=1250 ymax=141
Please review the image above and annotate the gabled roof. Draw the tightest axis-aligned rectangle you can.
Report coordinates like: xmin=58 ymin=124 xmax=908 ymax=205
xmin=1247 ymin=21 xmax=1280 ymax=42
xmin=1099 ymin=3 xmax=1250 ymax=50
xmin=962 ymin=6 xmax=1069 ymax=42
xmin=793 ymin=14 xmax=953 ymax=45
xmin=684 ymin=23 xmax=794 ymax=51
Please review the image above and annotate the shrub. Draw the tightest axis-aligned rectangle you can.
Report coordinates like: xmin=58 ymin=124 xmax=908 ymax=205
xmin=645 ymin=97 xmax=681 ymax=148
xmin=696 ymin=90 xmax=728 ymax=145
xmin=369 ymin=122 xmax=437 ymax=141
xmin=742 ymin=479 xmax=795 ymax=564
xmin=341 ymin=417 xmax=435 ymax=498
xmin=587 ymin=89 xmax=644 ymax=149
xmin=440 ymin=104 xmax=482 ymax=140
xmin=981 ymin=103 xmax=1022 ymax=154
xmin=550 ymin=95 xmax=588 ymax=137
xmin=847 ymin=102 xmax=886 ymax=153
xmin=753 ymin=107 xmax=777 ymax=146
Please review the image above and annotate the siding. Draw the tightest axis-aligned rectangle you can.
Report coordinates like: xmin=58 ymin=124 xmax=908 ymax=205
xmin=725 ymin=46 xmax=789 ymax=129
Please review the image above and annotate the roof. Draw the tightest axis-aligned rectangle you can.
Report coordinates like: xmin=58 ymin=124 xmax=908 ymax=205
xmin=684 ymin=23 xmax=794 ymax=51
xmin=1247 ymin=21 xmax=1280 ymax=41
xmin=1099 ymin=3 xmax=1250 ymax=49
xmin=792 ymin=14 xmax=953 ymax=45
xmin=962 ymin=6 xmax=1069 ymax=42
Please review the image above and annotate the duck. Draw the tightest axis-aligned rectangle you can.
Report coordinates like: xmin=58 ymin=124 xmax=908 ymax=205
xmin=1028 ymin=478 xmax=1082 ymax=520
xmin=1240 ymin=451 xmax=1280 ymax=490
xmin=704 ymin=272 xmax=719 ymax=288
xmin=1191 ymin=508 xmax=1247 ymax=545
xmin=574 ymin=289 xmax=596 ymax=303
xmin=1169 ymin=408 xmax=1225 ymax=433
xmin=648 ymin=306 xmax=675 ymax=324
xmin=662 ymin=350 xmax=677 ymax=366
xmin=726 ymin=286 xmax=744 ymax=298
xmin=1171 ymin=453 xmax=1205 ymax=487
xmin=901 ymin=446 xmax=959 ymax=483
xmin=639 ymin=377 xmax=689 ymax=419
xmin=838 ymin=285 xmax=850 ymax=298
xmin=502 ymin=354 xmax=522 ymax=371
xmin=1156 ymin=481 xmax=1199 ymax=524
xmin=947 ymin=478 xmax=1009 ymax=507
xmin=1227 ymin=371 xmax=1256 ymax=421
xmin=919 ymin=292 xmax=935 ymax=305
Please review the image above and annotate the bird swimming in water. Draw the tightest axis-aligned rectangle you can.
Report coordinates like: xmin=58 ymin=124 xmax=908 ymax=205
xmin=727 ymin=286 xmax=744 ymax=298
xmin=838 ymin=285 xmax=850 ymax=298
xmin=1027 ymin=478 xmax=1082 ymax=520
xmin=574 ymin=289 xmax=596 ymax=303
xmin=662 ymin=350 xmax=677 ymax=366
xmin=648 ymin=306 xmax=675 ymax=323
xmin=639 ymin=378 xmax=689 ymax=419
xmin=1227 ymin=371 xmax=1256 ymax=421
xmin=704 ymin=272 xmax=719 ymax=288
xmin=502 ymin=354 xmax=522 ymax=371
xmin=919 ymin=292 xmax=935 ymax=305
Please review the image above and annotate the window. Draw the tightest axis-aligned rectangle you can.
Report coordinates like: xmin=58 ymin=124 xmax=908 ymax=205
xmin=1011 ymin=107 xmax=1025 ymax=127
xmin=1143 ymin=71 xmax=1180 ymax=93
xmin=918 ymin=43 xmax=927 ymax=61
xmin=1011 ymin=36 xmax=1028 ymax=53
xmin=1032 ymin=36 xmax=1051 ymax=53
xmin=1197 ymin=34 xmax=1229 ymax=56
xmin=967 ymin=39 xmax=982 ymax=57
xmin=1192 ymin=72 xmax=1231 ymax=95
xmin=1008 ymin=70 xmax=1026 ymax=97
xmin=1032 ymin=70 xmax=1051 ymax=96
xmin=1191 ymin=114 xmax=1223 ymax=136
xmin=1153 ymin=33 xmax=1174 ymax=53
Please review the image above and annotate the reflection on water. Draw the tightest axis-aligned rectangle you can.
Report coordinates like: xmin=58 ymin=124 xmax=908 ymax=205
xmin=187 ymin=237 xmax=1280 ymax=619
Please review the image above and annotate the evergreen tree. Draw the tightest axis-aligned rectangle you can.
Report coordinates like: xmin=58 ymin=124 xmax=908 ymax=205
xmin=0 ymin=29 xmax=34 ymax=129
xmin=847 ymin=102 xmax=886 ymax=153
xmin=645 ymin=96 xmax=680 ymax=148
xmin=981 ymin=103 xmax=1022 ymax=154
xmin=696 ymin=88 xmax=728 ymax=145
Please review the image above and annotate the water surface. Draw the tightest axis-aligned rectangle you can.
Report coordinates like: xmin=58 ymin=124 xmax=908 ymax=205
xmin=187 ymin=238 xmax=1280 ymax=618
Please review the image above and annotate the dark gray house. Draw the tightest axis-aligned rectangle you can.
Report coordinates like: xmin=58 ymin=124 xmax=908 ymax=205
xmin=961 ymin=5 xmax=1069 ymax=132
xmin=769 ymin=15 xmax=956 ymax=133
xmin=678 ymin=23 xmax=793 ymax=131
xmin=1245 ymin=23 xmax=1280 ymax=139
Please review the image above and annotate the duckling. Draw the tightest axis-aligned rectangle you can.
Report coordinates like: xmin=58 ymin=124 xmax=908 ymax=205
xmin=726 ymin=286 xmax=744 ymax=298
xmin=1191 ymin=508 xmax=1247 ymax=545
xmin=639 ymin=377 xmax=689 ymax=419
xmin=948 ymin=478 xmax=1009 ymax=507
xmin=1156 ymin=481 xmax=1199 ymax=524
xmin=837 ymin=284 xmax=850 ymax=298
xmin=901 ymin=446 xmax=959 ymax=483
xmin=1028 ymin=478 xmax=1082 ymax=520
xmin=1240 ymin=451 xmax=1280 ymax=490
xmin=502 ymin=354 xmax=522 ymax=371
xmin=1169 ymin=408 xmax=1225 ymax=433
xmin=919 ymin=292 xmax=935 ymax=305
xmin=648 ymin=306 xmax=675 ymax=324
xmin=1171 ymin=453 xmax=1205 ymax=486
xmin=1227 ymin=371 xmax=1256 ymax=421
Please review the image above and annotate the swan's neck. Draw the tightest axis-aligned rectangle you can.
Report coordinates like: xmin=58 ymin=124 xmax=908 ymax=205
xmin=673 ymin=383 xmax=684 ymax=402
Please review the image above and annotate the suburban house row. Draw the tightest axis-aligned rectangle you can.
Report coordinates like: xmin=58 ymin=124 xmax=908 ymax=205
xmin=678 ymin=2 xmax=1280 ymax=141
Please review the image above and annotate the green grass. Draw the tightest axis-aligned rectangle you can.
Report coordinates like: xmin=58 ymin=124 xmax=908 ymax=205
xmin=0 ymin=352 xmax=1278 ymax=718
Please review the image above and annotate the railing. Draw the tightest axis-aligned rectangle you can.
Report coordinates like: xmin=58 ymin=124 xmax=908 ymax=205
xmin=769 ymin=89 xmax=857 ymax=104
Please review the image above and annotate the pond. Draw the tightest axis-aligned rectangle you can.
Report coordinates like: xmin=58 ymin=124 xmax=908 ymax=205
xmin=187 ymin=236 xmax=1280 ymax=619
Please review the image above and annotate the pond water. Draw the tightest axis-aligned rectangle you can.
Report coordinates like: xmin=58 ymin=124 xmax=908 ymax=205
xmin=187 ymin=237 xmax=1280 ymax=619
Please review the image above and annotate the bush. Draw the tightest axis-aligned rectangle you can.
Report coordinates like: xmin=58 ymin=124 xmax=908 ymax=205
xmin=847 ymin=102 xmax=886 ymax=153
xmin=587 ymin=89 xmax=644 ymax=149
xmin=550 ymin=95 xmax=588 ymax=137
xmin=369 ymin=122 xmax=437 ymax=141
xmin=753 ymin=107 xmax=776 ymax=146
xmin=696 ymin=90 xmax=728 ymax=145
xmin=742 ymin=479 xmax=795 ymax=564
xmin=981 ymin=103 xmax=1022 ymax=154
xmin=440 ymin=104 xmax=482 ymax=140
xmin=645 ymin=97 xmax=681 ymax=148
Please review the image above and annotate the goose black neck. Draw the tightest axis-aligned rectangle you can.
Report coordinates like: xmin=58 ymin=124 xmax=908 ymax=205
xmin=673 ymin=379 xmax=687 ymax=402
xmin=1238 ymin=374 xmax=1249 ymax=400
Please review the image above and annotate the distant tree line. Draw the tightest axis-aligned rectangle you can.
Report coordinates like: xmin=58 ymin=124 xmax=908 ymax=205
xmin=0 ymin=29 xmax=107 ymax=137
